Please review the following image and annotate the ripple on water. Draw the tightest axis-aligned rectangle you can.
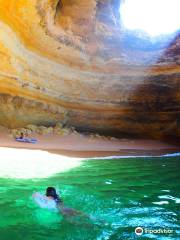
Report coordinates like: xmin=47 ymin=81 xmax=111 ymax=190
xmin=158 ymin=195 xmax=180 ymax=203
xmin=161 ymin=190 xmax=170 ymax=193
xmin=105 ymin=180 xmax=113 ymax=185
xmin=152 ymin=201 xmax=169 ymax=205
xmin=127 ymin=216 xmax=179 ymax=228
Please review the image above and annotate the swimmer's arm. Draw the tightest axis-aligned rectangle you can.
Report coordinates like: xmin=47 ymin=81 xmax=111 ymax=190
xmin=32 ymin=192 xmax=42 ymax=198
xmin=32 ymin=192 xmax=39 ymax=198
xmin=32 ymin=192 xmax=48 ymax=203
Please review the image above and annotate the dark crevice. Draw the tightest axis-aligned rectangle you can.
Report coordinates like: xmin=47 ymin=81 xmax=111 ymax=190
xmin=55 ymin=0 xmax=63 ymax=20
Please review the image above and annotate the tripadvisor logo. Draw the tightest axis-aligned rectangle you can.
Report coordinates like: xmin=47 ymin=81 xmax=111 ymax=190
xmin=135 ymin=227 xmax=174 ymax=236
xmin=135 ymin=227 xmax=143 ymax=236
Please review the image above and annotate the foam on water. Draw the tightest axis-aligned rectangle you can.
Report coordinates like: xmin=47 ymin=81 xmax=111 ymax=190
xmin=90 ymin=152 xmax=180 ymax=160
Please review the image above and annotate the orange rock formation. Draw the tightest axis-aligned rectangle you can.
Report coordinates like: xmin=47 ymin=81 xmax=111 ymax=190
xmin=0 ymin=0 xmax=179 ymax=140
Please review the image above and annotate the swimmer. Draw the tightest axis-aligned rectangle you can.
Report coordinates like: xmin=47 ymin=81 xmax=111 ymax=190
xmin=33 ymin=187 xmax=88 ymax=218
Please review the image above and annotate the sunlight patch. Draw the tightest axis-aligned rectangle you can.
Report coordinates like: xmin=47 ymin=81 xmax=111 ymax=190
xmin=120 ymin=0 xmax=180 ymax=36
xmin=0 ymin=147 xmax=83 ymax=179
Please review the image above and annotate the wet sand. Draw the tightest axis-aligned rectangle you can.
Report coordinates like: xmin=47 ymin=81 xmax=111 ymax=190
xmin=0 ymin=126 xmax=179 ymax=158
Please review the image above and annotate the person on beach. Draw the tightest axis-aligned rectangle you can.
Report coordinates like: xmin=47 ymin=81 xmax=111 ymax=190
xmin=19 ymin=132 xmax=24 ymax=139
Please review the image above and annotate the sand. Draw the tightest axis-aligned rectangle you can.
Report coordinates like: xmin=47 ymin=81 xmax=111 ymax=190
xmin=0 ymin=126 xmax=179 ymax=158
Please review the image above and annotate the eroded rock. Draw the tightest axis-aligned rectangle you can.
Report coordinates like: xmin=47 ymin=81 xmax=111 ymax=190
xmin=0 ymin=0 xmax=179 ymax=140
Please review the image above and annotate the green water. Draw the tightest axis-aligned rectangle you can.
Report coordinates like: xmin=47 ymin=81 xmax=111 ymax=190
xmin=0 ymin=156 xmax=179 ymax=240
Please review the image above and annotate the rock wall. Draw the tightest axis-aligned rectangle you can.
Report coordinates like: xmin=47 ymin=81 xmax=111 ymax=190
xmin=0 ymin=0 xmax=179 ymax=139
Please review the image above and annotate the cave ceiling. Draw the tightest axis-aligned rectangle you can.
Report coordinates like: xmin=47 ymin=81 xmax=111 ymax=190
xmin=0 ymin=0 xmax=179 ymax=139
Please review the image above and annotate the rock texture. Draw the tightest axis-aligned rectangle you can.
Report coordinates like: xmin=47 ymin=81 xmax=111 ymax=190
xmin=10 ymin=123 xmax=73 ymax=138
xmin=0 ymin=0 xmax=179 ymax=139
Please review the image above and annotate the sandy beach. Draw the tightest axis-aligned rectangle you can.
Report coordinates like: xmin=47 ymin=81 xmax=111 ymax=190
xmin=0 ymin=126 xmax=179 ymax=158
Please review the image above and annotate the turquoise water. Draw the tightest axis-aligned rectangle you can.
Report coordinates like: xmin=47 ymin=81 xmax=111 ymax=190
xmin=0 ymin=156 xmax=179 ymax=240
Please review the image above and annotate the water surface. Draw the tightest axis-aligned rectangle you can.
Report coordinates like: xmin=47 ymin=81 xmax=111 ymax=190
xmin=0 ymin=156 xmax=179 ymax=239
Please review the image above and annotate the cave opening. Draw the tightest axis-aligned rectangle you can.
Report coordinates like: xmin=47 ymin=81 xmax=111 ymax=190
xmin=120 ymin=0 xmax=180 ymax=37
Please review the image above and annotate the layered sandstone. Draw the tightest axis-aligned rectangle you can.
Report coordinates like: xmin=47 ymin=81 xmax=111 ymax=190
xmin=0 ymin=0 xmax=179 ymax=140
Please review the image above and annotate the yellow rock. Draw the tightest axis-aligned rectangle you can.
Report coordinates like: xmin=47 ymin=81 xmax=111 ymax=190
xmin=26 ymin=124 xmax=38 ymax=133
xmin=36 ymin=126 xmax=53 ymax=135
xmin=0 ymin=0 xmax=179 ymax=140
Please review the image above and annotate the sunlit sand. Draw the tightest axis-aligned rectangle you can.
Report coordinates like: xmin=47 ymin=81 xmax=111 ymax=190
xmin=0 ymin=147 xmax=83 ymax=179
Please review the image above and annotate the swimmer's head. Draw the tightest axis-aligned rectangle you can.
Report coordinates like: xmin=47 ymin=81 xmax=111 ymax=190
xmin=46 ymin=187 xmax=62 ymax=204
xmin=46 ymin=187 xmax=57 ymax=198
